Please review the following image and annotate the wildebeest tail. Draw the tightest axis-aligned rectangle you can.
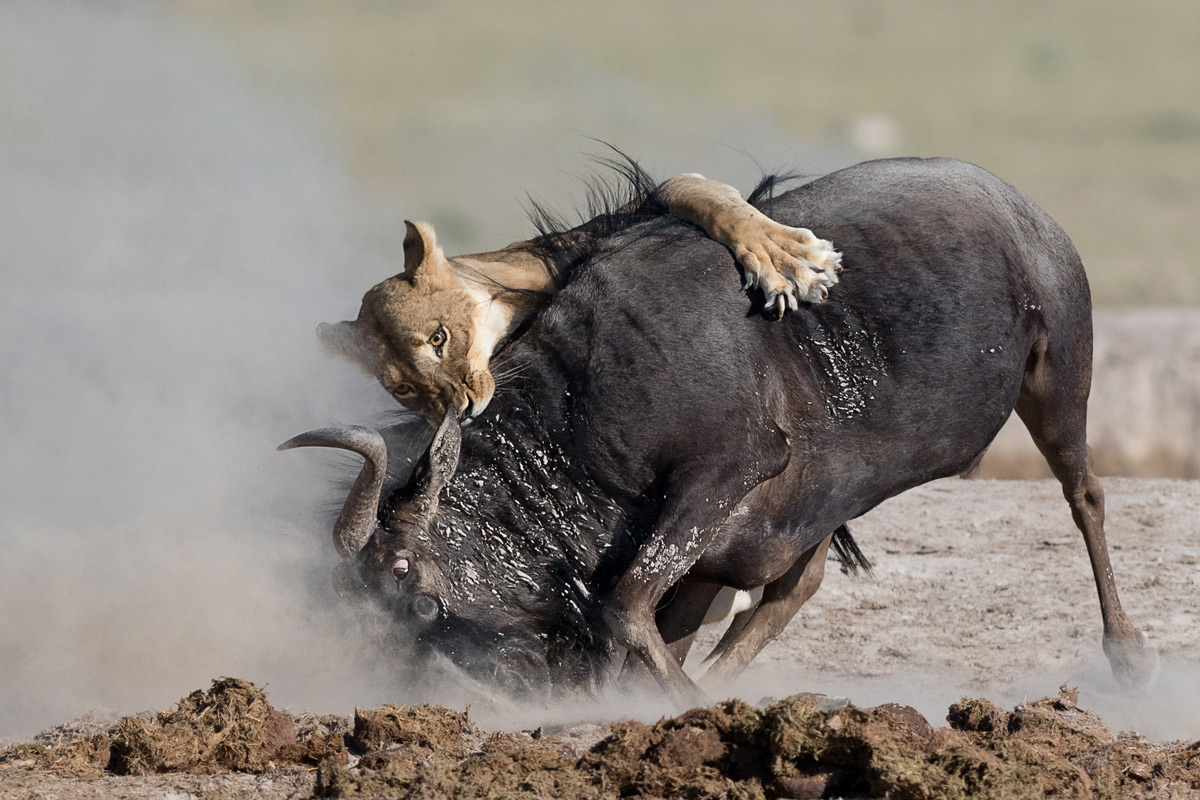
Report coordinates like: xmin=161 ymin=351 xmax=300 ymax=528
xmin=831 ymin=523 xmax=873 ymax=577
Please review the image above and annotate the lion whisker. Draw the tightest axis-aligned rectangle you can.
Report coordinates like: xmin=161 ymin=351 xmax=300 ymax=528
xmin=491 ymin=358 xmax=534 ymax=383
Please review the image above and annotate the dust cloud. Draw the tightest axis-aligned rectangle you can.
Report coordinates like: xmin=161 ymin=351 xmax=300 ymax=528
xmin=0 ymin=1 xmax=403 ymax=737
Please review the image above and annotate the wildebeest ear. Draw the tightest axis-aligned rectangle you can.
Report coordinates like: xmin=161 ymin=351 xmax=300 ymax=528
xmin=418 ymin=408 xmax=462 ymax=509
xmin=402 ymin=220 xmax=449 ymax=285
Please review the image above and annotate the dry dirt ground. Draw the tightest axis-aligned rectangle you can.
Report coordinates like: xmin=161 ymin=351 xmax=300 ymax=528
xmin=2 ymin=478 xmax=1198 ymax=799
xmin=701 ymin=478 xmax=1200 ymax=740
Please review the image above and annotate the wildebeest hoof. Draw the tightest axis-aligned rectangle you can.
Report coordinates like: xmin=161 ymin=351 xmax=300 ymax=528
xmin=668 ymin=679 xmax=712 ymax=711
xmin=1104 ymin=630 xmax=1159 ymax=689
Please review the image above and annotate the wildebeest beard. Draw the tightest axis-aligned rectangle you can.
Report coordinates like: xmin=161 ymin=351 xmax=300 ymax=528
xmin=346 ymin=396 xmax=655 ymax=697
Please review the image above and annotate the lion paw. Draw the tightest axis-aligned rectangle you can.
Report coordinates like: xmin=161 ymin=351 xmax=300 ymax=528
xmin=732 ymin=217 xmax=842 ymax=317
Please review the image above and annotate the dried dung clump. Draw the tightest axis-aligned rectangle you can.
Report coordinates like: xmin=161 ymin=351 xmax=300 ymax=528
xmin=320 ymin=733 xmax=607 ymax=800
xmin=109 ymin=677 xmax=298 ymax=774
xmin=40 ymin=734 xmax=114 ymax=779
xmin=947 ymin=697 xmax=1009 ymax=733
xmin=314 ymin=693 xmax=1200 ymax=800
xmin=578 ymin=700 xmax=767 ymax=799
xmin=5 ymin=681 xmax=1200 ymax=799
xmin=351 ymin=704 xmax=476 ymax=758
xmin=280 ymin=713 xmax=354 ymax=767
xmin=1 ymin=732 xmax=116 ymax=780
xmin=0 ymin=678 xmax=352 ymax=779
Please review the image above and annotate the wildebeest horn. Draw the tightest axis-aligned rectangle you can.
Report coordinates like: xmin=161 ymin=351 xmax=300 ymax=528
xmin=277 ymin=426 xmax=387 ymax=559
xmin=416 ymin=408 xmax=462 ymax=522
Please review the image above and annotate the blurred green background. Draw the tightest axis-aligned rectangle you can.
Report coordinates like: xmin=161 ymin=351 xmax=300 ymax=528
xmin=175 ymin=0 xmax=1200 ymax=306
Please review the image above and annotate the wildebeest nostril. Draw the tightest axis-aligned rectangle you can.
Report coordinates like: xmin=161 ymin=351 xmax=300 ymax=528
xmin=492 ymin=647 xmax=549 ymax=696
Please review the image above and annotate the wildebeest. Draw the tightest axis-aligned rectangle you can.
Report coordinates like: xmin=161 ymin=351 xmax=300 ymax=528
xmin=283 ymin=157 xmax=1155 ymax=706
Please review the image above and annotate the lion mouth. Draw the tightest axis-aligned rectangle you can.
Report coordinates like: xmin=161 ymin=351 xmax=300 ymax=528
xmin=457 ymin=393 xmax=479 ymax=423
xmin=454 ymin=383 xmax=493 ymax=425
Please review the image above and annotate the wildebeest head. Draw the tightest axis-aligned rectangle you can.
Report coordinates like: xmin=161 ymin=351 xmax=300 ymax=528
xmin=279 ymin=410 xmax=559 ymax=696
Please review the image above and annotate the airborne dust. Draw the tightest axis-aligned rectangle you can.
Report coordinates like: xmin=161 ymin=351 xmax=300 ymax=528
xmin=0 ymin=1 xmax=405 ymax=738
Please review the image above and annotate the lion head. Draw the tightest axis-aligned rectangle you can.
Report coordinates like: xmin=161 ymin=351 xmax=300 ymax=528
xmin=318 ymin=220 xmax=495 ymax=426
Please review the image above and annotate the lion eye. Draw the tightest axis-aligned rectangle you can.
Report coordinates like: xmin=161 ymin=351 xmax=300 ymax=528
xmin=392 ymin=383 xmax=415 ymax=398
xmin=429 ymin=327 xmax=448 ymax=359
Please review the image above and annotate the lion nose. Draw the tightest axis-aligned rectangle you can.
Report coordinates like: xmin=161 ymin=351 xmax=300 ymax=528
xmin=459 ymin=395 xmax=477 ymax=421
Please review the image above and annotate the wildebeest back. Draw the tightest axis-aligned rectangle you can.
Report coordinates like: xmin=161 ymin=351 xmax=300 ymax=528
xmin=506 ymin=157 xmax=1088 ymax=556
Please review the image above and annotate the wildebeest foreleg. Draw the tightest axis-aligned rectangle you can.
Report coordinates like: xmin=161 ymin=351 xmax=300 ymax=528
xmin=658 ymin=579 xmax=726 ymax=666
xmin=602 ymin=488 xmax=750 ymax=708
xmin=607 ymin=419 xmax=793 ymax=706
xmin=617 ymin=578 xmax=724 ymax=689
xmin=693 ymin=531 xmax=833 ymax=689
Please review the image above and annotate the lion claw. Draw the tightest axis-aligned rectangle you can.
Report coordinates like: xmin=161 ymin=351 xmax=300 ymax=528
xmin=732 ymin=217 xmax=842 ymax=317
xmin=772 ymin=294 xmax=787 ymax=319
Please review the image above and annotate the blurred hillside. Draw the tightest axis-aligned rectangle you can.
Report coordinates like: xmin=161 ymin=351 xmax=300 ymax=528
xmin=174 ymin=0 xmax=1200 ymax=306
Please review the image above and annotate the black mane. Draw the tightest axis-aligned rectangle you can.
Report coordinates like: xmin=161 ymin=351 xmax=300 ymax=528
xmin=521 ymin=150 xmax=675 ymax=289
xmin=521 ymin=150 xmax=824 ymax=293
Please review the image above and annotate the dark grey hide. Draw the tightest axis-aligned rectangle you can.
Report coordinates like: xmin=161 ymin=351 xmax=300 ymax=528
xmin=289 ymin=157 xmax=1154 ymax=706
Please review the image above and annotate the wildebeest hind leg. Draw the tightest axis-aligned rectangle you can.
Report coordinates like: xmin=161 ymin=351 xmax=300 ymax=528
xmin=692 ymin=532 xmax=833 ymax=690
xmin=659 ymin=579 xmax=726 ymax=666
xmin=1015 ymin=338 xmax=1157 ymax=687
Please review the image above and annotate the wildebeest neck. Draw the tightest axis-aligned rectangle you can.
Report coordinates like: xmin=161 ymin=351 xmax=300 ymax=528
xmin=402 ymin=394 xmax=645 ymax=689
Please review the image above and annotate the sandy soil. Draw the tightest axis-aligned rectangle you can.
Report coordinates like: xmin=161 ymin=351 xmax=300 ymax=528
xmin=2 ymin=477 xmax=1197 ymax=799
xmin=701 ymin=477 xmax=1200 ymax=742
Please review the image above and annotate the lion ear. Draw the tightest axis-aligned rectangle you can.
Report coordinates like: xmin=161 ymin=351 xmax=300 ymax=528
xmin=317 ymin=320 xmax=377 ymax=374
xmin=402 ymin=220 xmax=450 ymax=284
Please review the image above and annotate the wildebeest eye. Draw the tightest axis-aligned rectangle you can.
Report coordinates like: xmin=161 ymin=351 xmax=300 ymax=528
xmin=392 ymin=383 xmax=416 ymax=399
xmin=392 ymin=557 xmax=410 ymax=580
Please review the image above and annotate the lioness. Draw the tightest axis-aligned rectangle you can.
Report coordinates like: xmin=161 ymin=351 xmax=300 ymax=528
xmin=320 ymin=172 xmax=841 ymax=425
